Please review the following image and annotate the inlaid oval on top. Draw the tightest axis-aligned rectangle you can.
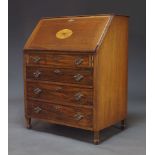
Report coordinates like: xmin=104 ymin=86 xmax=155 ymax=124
xmin=56 ymin=29 xmax=73 ymax=39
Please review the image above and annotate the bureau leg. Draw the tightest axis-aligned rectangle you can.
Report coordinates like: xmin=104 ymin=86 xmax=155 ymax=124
xmin=121 ymin=119 xmax=126 ymax=130
xmin=25 ymin=117 xmax=31 ymax=129
xmin=93 ymin=131 xmax=100 ymax=145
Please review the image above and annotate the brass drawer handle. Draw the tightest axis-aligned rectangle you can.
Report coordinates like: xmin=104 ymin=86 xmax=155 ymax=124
xmin=32 ymin=56 xmax=41 ymax=63
xmin=33 ymin=88 xmax=42 ymax=95
xmin=33 ymin=70 xmax=41 ymax=78
xmin=75 ymin=57 xmax=83 ymax=65
xmin=55 ymin=86 xmax=63 ymax=92
xmin=53 ymin=69 xmax=61 ymax=74
xmin=74 ymin=74 xmax=84 ymax=82
xmin=74 ymin=92 xmax=84 ymax=101
xmin=74 ymin=113 xmax=84 ymax=121
xmin=34 ymin=106 xmax=42 ymax=113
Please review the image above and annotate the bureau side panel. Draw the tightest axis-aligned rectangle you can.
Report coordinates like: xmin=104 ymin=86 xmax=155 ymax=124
xmin=94 ymin=16 xmax=128 ymax=131
xmin=23 ymin=52 xmax=29 ymax=119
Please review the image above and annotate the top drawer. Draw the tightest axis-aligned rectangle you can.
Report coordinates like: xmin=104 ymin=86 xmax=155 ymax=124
xmin=26 ymin=53 xmax=93 ymax=68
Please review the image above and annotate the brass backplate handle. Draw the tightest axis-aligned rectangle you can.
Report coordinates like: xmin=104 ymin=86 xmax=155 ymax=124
xmin=74 ymin=113 xmax=84 ymax=121
xmin=33 ymin=88 xmax=42 ymax=95
xmin=33 ymin=70 xmax=41 ymax=78
xmin=75 ymin=57 xmax=83 ymax=65
xmin=32 ymin=56 xmax=41 ymax=63
xmin=73 ymin=74 xmax=84 ymax=82
xmin=34 ymin=107 xmax=42 ymax=113
xmin=74 ymin=92 xmax=84 ymax=101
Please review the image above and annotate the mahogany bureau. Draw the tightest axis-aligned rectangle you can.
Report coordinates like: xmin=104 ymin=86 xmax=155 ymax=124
xmin=23 ymin=15 xmax=128 ymax=144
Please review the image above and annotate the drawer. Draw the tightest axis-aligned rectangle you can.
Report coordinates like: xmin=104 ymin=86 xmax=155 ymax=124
xmin=26 ymin=66 xmax=93 ymax=85
xmin=27 ymin=81 xmax=93 ymax=106
xmin=27 ymin=53 xmax=93 ymax=68
xmin=27 ymin=100 xmax=93 ymax=129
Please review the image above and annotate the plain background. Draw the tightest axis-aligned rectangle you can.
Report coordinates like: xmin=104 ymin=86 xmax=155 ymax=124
xmin=8 ymin=0 xmax=146 ymax=155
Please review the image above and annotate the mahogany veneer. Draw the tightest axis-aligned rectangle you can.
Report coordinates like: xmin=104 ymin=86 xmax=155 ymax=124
xmin=23 ymin=14 xmax=128 ymax=144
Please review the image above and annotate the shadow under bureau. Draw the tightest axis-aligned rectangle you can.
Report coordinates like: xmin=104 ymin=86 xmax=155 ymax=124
xmin=23 ymin=14 xmax=128 ymax=144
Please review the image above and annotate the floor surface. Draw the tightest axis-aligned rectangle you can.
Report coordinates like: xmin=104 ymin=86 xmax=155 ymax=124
xmin=8 ymin=97 xmax=145 ymax=155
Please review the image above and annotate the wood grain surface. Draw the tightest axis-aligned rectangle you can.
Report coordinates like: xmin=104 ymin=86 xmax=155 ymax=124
xmin=24 ymin=16 xmax=112 ymax=52
xmin=93 ymin=16 xmax=128 ymax=131
xmin=27 ymin=53 xmax=93 ymax=68
xmin=23 ymin=15 xmax=129 ymax=144
xmin=27 ymin=100 xmax=93 ymax=129
xmin=26 ymin=66 xmax=93 ymax=85
xmin=27 ymin=81 xmax=93 ymax=106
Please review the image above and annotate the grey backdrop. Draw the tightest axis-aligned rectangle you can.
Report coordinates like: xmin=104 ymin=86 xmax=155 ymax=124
xmin=9 ymin=0 xmax=146 ymax=155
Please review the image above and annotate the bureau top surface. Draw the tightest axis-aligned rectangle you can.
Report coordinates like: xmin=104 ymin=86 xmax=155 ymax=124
xmin=24 ymin=15 xmax=113 ymax=52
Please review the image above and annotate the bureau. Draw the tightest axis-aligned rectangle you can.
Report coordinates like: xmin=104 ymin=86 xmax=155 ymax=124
xmin=23 ymin=14 xmax=128 ymax=144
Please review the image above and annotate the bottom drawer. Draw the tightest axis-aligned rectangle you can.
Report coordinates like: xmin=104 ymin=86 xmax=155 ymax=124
xmin=27 ymin=100 xmax=93 ymax=129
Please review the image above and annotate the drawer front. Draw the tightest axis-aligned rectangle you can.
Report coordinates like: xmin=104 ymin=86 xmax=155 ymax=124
xmin=26 ymin=66 xmax=93 ymax=85
xmin=27 ymin=100 xmax=93 ymax=128
xmin=27 ymin=82 xmax=93 ymax=106
xmin=27 ymin=53 xmax=93 ymax=68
